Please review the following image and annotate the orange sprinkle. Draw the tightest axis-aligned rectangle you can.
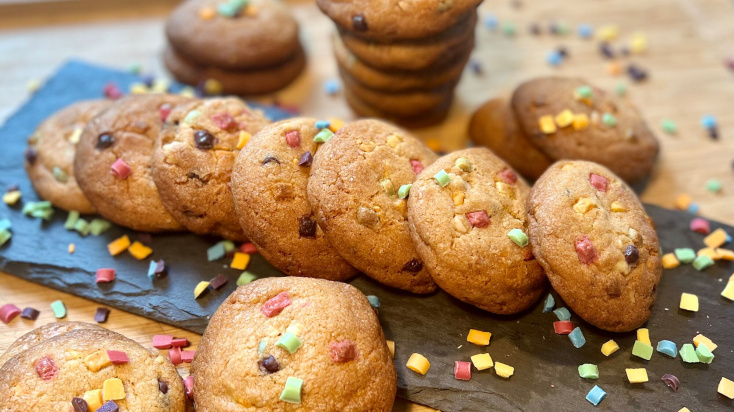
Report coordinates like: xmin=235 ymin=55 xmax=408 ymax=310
xmin=328 ymin=118 xmax=345 ymax=133
xmin=716 ymin=249 xmax=734 ymax=261
xmin=107 ymin=235 xmax=131 ymax=256
xmin=425 ymin=138 xmax=443 ymax=152
xmin=231 ymin=252 xmax=251 ymax=270
xmin=68 ymin=243 xmax=75 ymax=254
xmin=244 ymin=4 xmax=258 ymax=16
xmin=128 ymin=241 xmax=153 ymax=260
xmin=198 ymin=7 xmax=215 ymax=20
xmin=704 ymin=228 xmax=728 ymax=249
xmin=674 ymin=194 xmax=691 ymax=210
xmin=661 ymin=253 xmax=680 ymax=269
xmin=606 ymin=62 xmax=622 ymax=76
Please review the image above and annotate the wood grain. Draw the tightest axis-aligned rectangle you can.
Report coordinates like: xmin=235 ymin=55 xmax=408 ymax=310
xmin=0 ymin=0 xmax=731 ymax=411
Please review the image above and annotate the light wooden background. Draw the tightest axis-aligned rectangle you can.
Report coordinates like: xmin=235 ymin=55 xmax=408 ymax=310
xmin=0 ymin=0 xmax=732 ymax=411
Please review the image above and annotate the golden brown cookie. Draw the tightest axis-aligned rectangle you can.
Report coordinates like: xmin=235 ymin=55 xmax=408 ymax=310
xmin=75 ymin=94 xmax=192 ymax=232
xmin=526 ymin=160 xmax=662 ymax=332
xmin=152 ymin=97 xmax=271 ymax=241
xmin=408 ymin=148 xmax=547 ymax=314
xmin=511 ymin=77 xmax=659 ymax=183
xmin=24 ymin=100 xmax=112 ymax=214
xmin=191 ymin=276 xmax=396 ymax=411
xmin=231 ymin=118 xmax=358 ymax=280
xmin=307 ymin=119 xmax=438 ymax=293
xmin=468 ymin=97 xmax=553 ymax=180
xmin=343 ymin=87 xmax=453 ymax=129
xmin=0 ymin=328 xmax=186 ymax=411
xmin=0 ymin=321 xmax=104 ymax=366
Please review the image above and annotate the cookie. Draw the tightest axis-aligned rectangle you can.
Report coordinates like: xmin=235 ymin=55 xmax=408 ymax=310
xmin=24 ymin=100 xmax=112 ymax=214
xmin=526 ymin=160 xmax=662 ymax=332
xmin=468 ymin=97 xmax=553 ymax=180
xmin=408 ymin=148 xmax=547 ymax=314
xmin=344 ymin=88 xmax=452 ymax=129
xmin=511 ymin=77 xmax=659 ymax=183
xmin=75 ymin=94 xmax=192 ymax=232
xmin=163 ymin=45 xmax=306 ymax=96
xmin=0 ymin=321 xmax=103 ymax=366
xmin=165 ymin=0 xmax=300 ymax=70
xmin=316 ymin=0 xmax=481 ymax=42
xmin=152 ymin=97 xmax=271 ymax=241
xmin=0 ymin=328 xmax=186 ymax=411
xmin=307 ymin=119 xmax=437 ymax=293
xmin=231 ymin=118 xmax=358 ymax=280
xmin=191 ymin=276 xmax=396 ymax=411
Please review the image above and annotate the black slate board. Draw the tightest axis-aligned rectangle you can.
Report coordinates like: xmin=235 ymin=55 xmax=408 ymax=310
xmin=1 ymin=61 xmax=733 ymax=411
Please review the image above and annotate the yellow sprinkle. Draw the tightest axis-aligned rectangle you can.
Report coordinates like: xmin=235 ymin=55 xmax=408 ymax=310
xmin=698 ymin=247 xmax=720 ymax=261
xmin=674 ymin=194 xmax=691 ymax=210
xmin=203 ymin=79 xmax=223 ymax=95
xmin=601 ymin=340 xmax=619 ymax=356
xmin=626 ymin=368 xmax=648 ymax=383
xmin=572 ymin=113 xmax=590 ymax=130
xmin=470 ymin=353 xmax=494 ymax=371
xmin=129 ymin=83 xmax=149 ymax=95
xmin=68 ymin=128 xmax=83 ymax=144
xmin=452 ymin=191 xmax=465 ymax=206
xmin=128 ymin=241 xmax=153 ymax=260
xmin=718 ymin=377 xmax=734 ymax=399
xmin=495 ymin=182 xmax=514 ymax=198
xmin=244 ymin=4 xmax=258 ymax=16
xmin=107 ymin=235 xmax=131 ymax=256
xmin=328 ymin=118 xmax=345 ymax=133
xmin=2 ymin=190 xmax=21 ymax=205
xmin=386 ymin=340 xmax=395 ymax=358
xmin=630 ymin=32 xmax=648 ymax=54
xmin=83 ymin=350 xmax=111 ymax=372
xmin=27 ymin=79 xmax=41 ymax=93
xmin=597 ymin=24 xmax=620 ymax=41
xmin=554 ymin=109 xmax=574 ymax=128
xmin=678 ymin=408 xmax=691 ymax=412
xmin=693 ymin=334 xmax=717 ymax=352
xmin=610 ymin=201 xmax=627 ymax=212
xmin=231 ymin=252 xmax=251 ymax=270
xmin=68 ymin=243 xmax=75 ymax=254
xmin=717 ymin=249 xmax=734 ymax=261
xmin=467 ymin=329 xmax=491 ymax=346
xmin=102 ymin=378 xmax=126 ymax=401
xmin=83 ymin=389 xmax=103 ymax=412
xmin=494 ymin=362 xmax=514 ymax=378
xmin=724 ymin=280 xmax=734 ymax=301
xmin=180 ymin=86 xmax=196 ymax=97
xmin=194 ymin=281 xmax=210 ymax=298
xmin=573 ymin=197 xmax=597 ymax=214
xmin=636 ymin=328 xmax=650 ymax=345
xmin=198 ymin=6 xmax=215 ymax=20
xmin=387 ymin=134 xmax=402 ymax=148
xmin=151 ymin=79 xmax=170 ymax=94
xmin=679 ymin=293 xmax=699 ymax=312
xmin=406 ymin=353 xmax=430 ymax=375
xmin=237 ymin=131 xmax=252 ymax=150
xmin=661 ymin=253 xmax=680 ymax=269
xmin=538 ymin=115 xmax=557 ymax=134
xmin=704 ymin=228 xmax=728 ymax=249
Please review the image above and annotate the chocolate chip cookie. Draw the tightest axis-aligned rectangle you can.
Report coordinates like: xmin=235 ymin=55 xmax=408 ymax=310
xmin=307 ymin=119 xmax=438 ymax=293
xmin=25 ymin=100 xmax=112 ymax=214
xmin=0 ymin=321 xmax=103 ymax=366
xmin=526 ymin=160 xmax=662 ymax=332
xmin=191 ymin=276 xmax=396 ymax=411
xmin=231 ymin=118 xmax=357 ymax=280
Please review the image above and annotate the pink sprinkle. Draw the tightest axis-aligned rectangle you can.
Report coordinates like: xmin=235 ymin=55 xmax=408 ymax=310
xmin=285 ymin=130 xmax=301 ymax=148
xmin=241 ymin=243 xmax=258 ymax=254
xmin=152 ymin=335 xmax=174 ymax=349
xmin=498 ymin=168 xmax=517 ymax=184
xmin=171 ymin=338 xmax=189 ymax=348
xmin=0 ymin=304 xmax=21 ymax=324
xmin=106 ymin=350 xmax=129 ymax=365
xmin=34 ymin=356 xmax=58 ymax=380
xmin=183 ymin=376 xmax=194 ymax=399
xmin=575 ymin=234 xmax=598 ymax=264
xmin=589 ymin=173 xmax=608 ymax=192
xmin=159 ymin=104 xmax=173 ymax=122
xmin=95 ymin=268 xmax=116 ymax=284
xmin=211 ymin=113 xmax=237 ymax=131
xmin=261 ymin=292 xmax=291 ymax=317
xmin=169 ymin=347 xmax=182 ymax=365
xmin=103 ymin=83 xmax=123 ymax=100
xmin=466 ymin=211 xmax=490 ymax=228
xmin=329 ymin=340 xmax=358 ymax=363
xmin=181 ymin=350 xmax=196 ymax=363
xmin=410 ymin=159 xmax=424 ymax=175
xmin=454 ymin=361 xmax=472 ymax=381
xmin=110 ymin=158 xmax=131 ymax=180
xmin=690 ymin=218 xmax=710 ymax=235
xmin=553 ymin=321 xmax=574 ymax=335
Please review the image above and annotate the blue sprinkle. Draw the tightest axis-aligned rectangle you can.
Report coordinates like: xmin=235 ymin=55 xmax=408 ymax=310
xmin=0 ymin=219 xmax=11 ymax=232
xmin=542 ymin=294 xmax=555 ymax=313
xmin=688 ymin=203 xmax=699 ymax=214
xmin=315 ymin=120 xmax=331 ymax=129
xmin=207 ymin=242 xmax=227 ymax=262
xmin=569 ymin=327 xmax=586 ymax=348
xmin=546 ymin=50 xmax=564 ymax=67
xmin=367 ymin=295 xmax=380 ymax=308
xmin=701 ymin=115 xmax=717 ymax=129
xmin=656 ymin=340 xmax=678 ymax=358
xmin=323 ymin=79 xmax=340 ymax=95
xmin=726 ymin=233 xmax=732 ymax=243
xmin=553 ymin=307 xmax=571 ymax=321
xmin=577 ymin=24 xmax=594 ymax=39
xmin=483 ymin=14 xmax=498 ymax=30
xmin=586 ymin=385 xmax=606 ymax=406
xmin=147 ymin=260 xmax=157 ymax=281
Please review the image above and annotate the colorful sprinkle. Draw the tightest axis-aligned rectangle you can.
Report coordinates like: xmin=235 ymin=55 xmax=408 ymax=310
xmin=578 ymin=363 xmax=599 ymax=379
xmin=494 ymin=362 xmax=514 ymax=378
xmin=0 ymin=304 xmax=21 ymax=324
xmin=434 ymin=170 xmax=451 ymax=186
xmin=194 ymin=281 xmax=210 ymax=299
xmin=679 ymin=343 xmax=699 ymax=363
xmin=695 ymin=343 xmax=714 ymax=364
xmin=95 ymin=307 xmax=110 ymax=323
xmin=454 ymin=361 xmax=472 ymax=380
xmin=467 ymin=329 xmax=491 ymax=346
xmin=323 ymin=79 xmax=340 ymax=95
xmin=569 ymin=327 xmax=586 ymax=348
xmin=679 ymin=292 xmax=699 ymax=311
xmin=237 ymin=271 xmax=257 ymax=286
xmin=398 ymin=184 xmax=412 ymax=199
xmin=661 ymin=374 xmax=680 ymax=392
xmin=313 ymin=128 xmax=334 ymax=143
xmin=50 ymin=300 xmax=66 ymax=319
xmin=279 ymin=377 xmax=303 ymax=404
xmin=661 ymin=119 xmax=678 ymax=134
xmin=553 ymin=321 xmax=574 ymax=335
xmin=656 ymin=340 xmax=677 ymax=358
xmin=626 ymin=368 xmax=648 ymax=383
xmin=262 ymin=292 xmax=291 ymax=317
xmin=470 ymin=353 xmax=493 ymax=370
xmin=553 ymin=307 xmax=571 ymax=321
xmin=95 ymin=268 xmax=116 ymax=284
xmin=507 ymin=228 xmax=528 ymax=247
xmin=693 ymin=334 xmax=718 ymax=351
xmin=406 ymin=353 xmax=430 ymax=375
xmin=718 ymin=377 xmax=734 ymax=399
xmin=585 ymin=385 xmax=606 ymax=406
xmin=466 ymin=211 xmax=490 ymax=228
xmin=601 ymin=340 xmax=619 ymax=356
xmin=542 ymin=294 xmax=555 ymax=313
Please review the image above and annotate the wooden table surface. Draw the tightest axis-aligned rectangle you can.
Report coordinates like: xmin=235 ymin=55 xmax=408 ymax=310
xmin=0 ymin=0 xmax=731 ymax=410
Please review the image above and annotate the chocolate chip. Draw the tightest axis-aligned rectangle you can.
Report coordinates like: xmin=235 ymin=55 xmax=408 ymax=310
xmin=262 ymin=156 xmax=280 ymax=165
xmin=624 ymin=245 xmax=639 ymax=264
xmin=259 ymin=355 xmax=280 ymax=374
xmin=708 ymin=127 xmax=719 ymax=140
xmin=557 ymin=46 xmax=568 ymax=57
xmin=627 ymin=64 xmax=648 ymax=82
xmin=96 ymin=133 xmax=115 ymax=150
xmin=25 ymin=148 xmax=37 ymax=164
xmin=194 ymin=130 xmax=215 ymax=149
xmin=352 ymin=14 xmax=368 ymax=31
xmin=71 ymin=397 xmax=89 ymax=412
xmin=158 ymin=379 xmax=169 ymax=394
xmin=599 ymin=42 xmax=614 ymax=59
xmin=299 ymin=216 xmax=317 ymax=238
xmin=402 ymin=259 xmax=423 ymax=273
xmin=298 ymin=151 xmax=313 ymax=167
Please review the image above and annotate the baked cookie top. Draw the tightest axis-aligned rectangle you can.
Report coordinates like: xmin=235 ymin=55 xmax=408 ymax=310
xmin=75 ymin=94 xmax=192 ymax=232
xmin=231 ymin=117 xmax=357 ymax=280
xmin=511 ymin=77 xmax=659 ymax=183
xmin=527 ymin=160 xmax=662 ymax=332
xmin=152 ymin=97 xmax=271 ymax=241
xmin=166 ymin=0 xmax=300 ymax=70
xmin=408 ymin=148 xmax=546 ymax=314
xmin=307 ymin=119 xmax=438 ymax=293
xmin=316 ymin=0 xmax=482 ymax=42
xmin=24 ymin=100 xmax=112 ymax=214
xmin=0 ymin=321 xmax=103 ymax=366
xmin=191 ymin=276 xmax=396 ymax=411
xmin=0 ymin=329 xmax=186 ymax=412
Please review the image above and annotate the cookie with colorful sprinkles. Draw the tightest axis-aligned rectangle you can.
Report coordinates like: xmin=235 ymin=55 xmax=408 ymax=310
xmin=527 ymin=160 xmax=662 ymax=332
xmin=408 ymin=148 xmax=547 ymax=314
xmin=191 ymin=276 xmax=396 ymax=411
xmin=0 ymin=321 xmax=104 ymax=366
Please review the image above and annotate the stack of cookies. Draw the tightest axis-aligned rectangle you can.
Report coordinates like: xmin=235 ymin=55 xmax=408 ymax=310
xmin=164 ymin=0 xmax=305 ymax=95
xmin=317 ymin=0 xmax=481 ymax=127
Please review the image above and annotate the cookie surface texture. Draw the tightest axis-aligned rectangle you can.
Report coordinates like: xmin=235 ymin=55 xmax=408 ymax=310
xmin=0 ymin=321 xmax=104 ymax=366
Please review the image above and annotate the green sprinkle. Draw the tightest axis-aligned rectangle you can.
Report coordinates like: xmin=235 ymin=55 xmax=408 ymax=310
xmin=695 ymin=343 xmax=714 ymax=364
xmin=64 ymin=211 xmax=80 ymax=230
xmin=434 ymin=170 xmax=451 ymax=187
xmin=398 ymin=184 xmax=412 ymax=199
xmin=127 ymin=62 xmax=142 ymax=74
xmin=221 ymin=240 xmax=236 ymax=253
xmin=602 ymin=113 xmax=617 ymax=127
xmin=0 ymin=229 xmax=11 ymax=247
xmin=183 ymin=110 xmax=201 ymax=124
xmin=313 ymin=128 xmax=334 ymax=143
xmin=52 ymin=166 xmax=68 ymax=183
xmin=454 ymin=157 xmax=473 ymax=172
xmin=237 ymin=271 xmax=257 ymax=286
xmin=217 ymin=2 xmax=241 ymax=17
xmin=279 ymin=376 xmax=303 ymax=404
xmin=553 ymin=307 xmax=571 ymax=321
xmin=207 ymin=242 xmax=227 ymax=261
xmin=555 ymin=22 xmax=570 ymax=35
xmin=674 ymin=248 xmax=696 ymax=264
xmin=507 ymin=228 xmax=528 ymax=247
xmin=23 ymin=201 xmax=53 ymax=220
xmin=276 ymin=331 xmax=303 ymax=354
xmin=258 ymin=338 xmax=268 ymax=355
xmin=0 ymin=219 xmax=11 ymax=231
xmin=706 ymin=179 xmax=722 ymax=193
xmin=230 ymin=0 xmax=249 ymax=8
xmin=578 ymin=363 xmax=599 ymax=379
xmin=575 ymin=85 xmax=593 ymax=99
xmin=692 ymin=255 xmax=714 ymax=271
xmin=679 ymin=343 xmax=699 ymax=363
xmin=89 ymin=219 xmax=111 ymax=236
xmin=51 ymin=300 xmax=66 ymax=319
xmin=74 ymin=219 xmax=90 ymax=237
xmin=502 ymin=22 xmax=517 ymax=36
xmin=632 ymin=340 xmax=653 ymax=360
xmin=615 ymin=81 xmax=627 ymax=96
xmin=661 ymin=119 xmax=677 ymax=134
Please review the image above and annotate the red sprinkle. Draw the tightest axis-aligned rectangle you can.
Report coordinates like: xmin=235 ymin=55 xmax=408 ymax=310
xmin=159 ymin=103 xmax=173 ymax=122
xmin=689 ymin=218 xmax=711 ymax=235
xmin=241 ymin=243 xmax=258 ymax=254
xmin=169 ymin=347 xmax=182 ymax=365
xmin=589 ymin=173 xmax=608 ymax=192
xmin=466 ymin=211 xmax=490 ymax=228
xmin=171 ymin=338 xmax=189 ymax=348
xmin=285 ymin=130 xmax=301 ymax=148
xmin=261 ymin=292 xmax=291 ymax=317
xmin=410 ymin=159 xmax=424 ymax=175
xmin=103 ymin=83 xmax=123 ymax=100
xmin=152 ymin=335 xmax=174 ymax=349
xmin=0 ymin=304 xmax=21 ymax=324
xmin=181 ymin=350 xmax=196 ymax=363
xmin=95 ymin=268 xmax=116 ymax=284
xmin=329 ymin=340 xmax=358 ymax=363
xmin=553 ymin=320 xmax=574 ymax=335
xmin=106 ymin=350 xmax=129 ymax=365
xmin=575 ymin=234 xmax=598 ymax=264
xmin=211 ymin=113 xmax=237 ymax=131
xmin=454 ymin=361 xmax=472 ymax=381
xmin=183 ymin=376 xmax=194 ymax=399
xmin=34 ymin=356 xmax=58 ymax=380
xmin=498 ymin=168 xmax=518 ymax=184
xmin=110 ymin=158 xmax=131 ymax=179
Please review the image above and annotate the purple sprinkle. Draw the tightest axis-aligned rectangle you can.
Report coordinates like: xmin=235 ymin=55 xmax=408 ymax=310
xmin=627 ymin=64 xmax=648 ymax=82
xmin=94 ymin=307 xmax=110 ymax=323
xmin=141 ymin=74 xmax=155 ymax=88
xmin=708 ymin=127 xmax=719 ymax=140
xmin=557 ymin=46 xmax=569 ymax=58
xmin=298 ymin=151 xmax=313 ymax=167
xmin=154 ymin=260 xmax=167 ymax=277
xmin=469 ymin=60 xmax=483 ymax=75
xmin=138 ymin=233 xmax=153 ymax=246
xmin=661 ymin=374 xmax=680 ymax=392
xmin=209 ymin=274 xmax=228 ymax=290
xmin=599 ymin=42 xmax=615 ymax=59
xmin=6 ymin=184 xmax=19 ymax=193
xmin=20 ymin=307 xmax=40 ymax=320
xmin=25 ymin=149 xmax=37 ymax=165
xmin=96 ymin=401 xmax=119 ymax=412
